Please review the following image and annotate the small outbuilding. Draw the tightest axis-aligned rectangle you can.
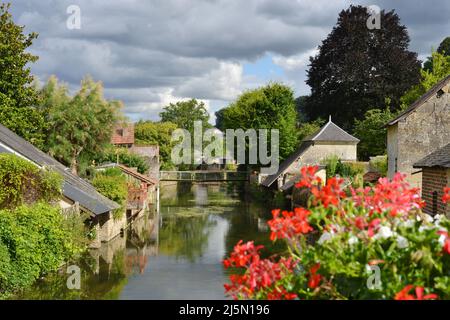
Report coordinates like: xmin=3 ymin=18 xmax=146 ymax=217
xmin=413 ymin=143 xmax=450 ymax=217
xmin=262 ymin=117 xmax=359 ymax=190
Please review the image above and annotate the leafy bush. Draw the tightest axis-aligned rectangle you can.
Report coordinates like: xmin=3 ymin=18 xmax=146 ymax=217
xmin=0 ymin=154 xmax=62 ymax=209
xmin=224 ymin=167 xmax=450 ymax=300
xmin=96 ymin=146 xmax=149 ymax=174
xmin=370 ymin=155 xmax=388 ymax=177
xmin=0 ymin=203 xmax=83 ymax=296
xmin=323 ymin=156 xmax=365 ymax=179
xmin=92 ymin=170 xmax=127 ymax=219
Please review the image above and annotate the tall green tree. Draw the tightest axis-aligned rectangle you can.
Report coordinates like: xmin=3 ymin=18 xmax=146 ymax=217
xmin=217 ymin=83 xmax=298 ymax=161
xmin=437 ymin=37 xmax=450 ymax=55
xmin=401 ymin=50 xmax=450 ymax=108
xmin=40 ymin=76 xmax=122 ymax=174
xmin=424 ymin=37 xmax=450 ymax=72
xmin=134 ymin=120 xmax=178 ymax=169
xmin=159 ymin=99 xmax=210 ymax=132
xmin=0 ymin=3 xmax=45 ymax=146
xmin=305 ymin=5 xmax=421 ymax=130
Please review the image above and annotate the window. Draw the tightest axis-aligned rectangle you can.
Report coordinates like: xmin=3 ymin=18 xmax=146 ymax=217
xmin=432 ymin=191 xmax=438 ymax=215
xmin=116 ymin=129 xmax=124 ymax=136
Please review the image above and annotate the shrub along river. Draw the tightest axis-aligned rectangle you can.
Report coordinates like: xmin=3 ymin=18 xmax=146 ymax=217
xmin=15 ymin=182 xmax=285 ymax=299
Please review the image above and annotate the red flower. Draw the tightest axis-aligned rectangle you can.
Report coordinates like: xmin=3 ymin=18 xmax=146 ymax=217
xmin=354 ymin=216 xmax=367 ymax=230
xmin=367 ymin=218 xmax=381 ymax=238
xmin=437 ymin=231 xmax=450 ymax=255
xmin=308 ymin=263 xmax=322 ymax=289
xmin=295 ymin=166 xmax=321 ymax=188
xmin=395 ymin=285 xmax=438 ymax=300
xmin=268 ymin=207 xmax=313 ymax=241
xmin=443 ymin=187 xmax=450 ymax=204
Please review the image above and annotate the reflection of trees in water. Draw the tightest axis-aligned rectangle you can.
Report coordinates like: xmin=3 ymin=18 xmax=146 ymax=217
xmin=15 ymin=214 xmax=157 ymax=300
xmin=14 ymin=250 xmax=128 ymax=300
xmin=224 ymin=203 xmax=287 ymax=261
xmin=158 ymin=215 xmax=216 ymax=262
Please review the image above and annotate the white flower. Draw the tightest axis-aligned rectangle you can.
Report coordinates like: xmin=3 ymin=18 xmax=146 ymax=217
xmin=438 ymin=234 xmax=446 ymax=246
xmin=396 ymin=235 xmax=409 ymax=249
xmin=318 ymin=231 xmax=334 ymax=245
xmin=373 ymin=226 xmax=393 ymax=240
xmin=418 ymin=225 xmax=434 ymax=233
xmin=423 ymin=214 xmax=433 ymax=223
xmin=348 ymin=236 xmax=359 ymax=245
xmin=400 ymin=219 xmax=415 ymax=229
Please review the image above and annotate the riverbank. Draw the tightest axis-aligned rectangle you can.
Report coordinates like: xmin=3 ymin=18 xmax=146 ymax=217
xmin=14 ymin=182 xmax=285 ymax=299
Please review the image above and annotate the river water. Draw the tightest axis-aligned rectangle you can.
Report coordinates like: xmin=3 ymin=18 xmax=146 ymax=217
xmin=16 ymin=182 xmax=285 ymax=300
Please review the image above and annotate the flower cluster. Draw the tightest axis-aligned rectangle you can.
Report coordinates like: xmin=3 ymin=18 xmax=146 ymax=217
xmin=224 ymin=166 xmax=450 ymax=300
xmin=267 ymin=208 xmax=313 ymax=241
xmin=223 ymin=240 xmax=297 ymax=300
xmin=444 ymin=187 xmax=450 ymax=204
xmin=351 ymin=173 xmax=425 ymax=217
xmin=394 ymin=285 xmax=438 ymax=300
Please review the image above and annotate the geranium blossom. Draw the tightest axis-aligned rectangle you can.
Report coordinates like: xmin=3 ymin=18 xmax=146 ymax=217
xmin=224 ymin=166 xmax=450 ymax=300
xmin=223 ymin=241 xmax=296 ymax=299
xmin=268 ymin=207 xmax=313 ymax=241
xmin=394 ymin=285 xmax=438 ymax=300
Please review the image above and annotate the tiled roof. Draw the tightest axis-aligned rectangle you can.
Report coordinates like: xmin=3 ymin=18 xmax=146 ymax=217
xmin=386 ymin=75 xmax=450 ymax=127
xmin=303 ymin=119 xmax=360 ymax=143
xmin=111 ymin=123 xmax=135 ymax=145
xmin=413 ymin=143 xmax=450 ymax=168
xmin=0 ymin=124 xmax=120 ymax=215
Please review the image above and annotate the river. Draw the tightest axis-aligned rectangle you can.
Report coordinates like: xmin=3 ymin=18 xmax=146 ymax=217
xmin=16 ymin=182 xmax=285 ymax=300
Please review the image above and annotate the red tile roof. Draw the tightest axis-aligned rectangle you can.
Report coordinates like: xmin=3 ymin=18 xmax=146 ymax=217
xmin=111 ymin=124 xmax=135 ymax=145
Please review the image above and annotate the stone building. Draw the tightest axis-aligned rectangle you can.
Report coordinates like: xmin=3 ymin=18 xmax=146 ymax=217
xmin=413 ymin=143 xmax=450 ymax=217
xmin=0 ymin=123 xmax=122 ymax=247
xmin=386 ymin=75 xmax=450 ymax=188
xmin=262 ymin=118 xmax=359 ymax=189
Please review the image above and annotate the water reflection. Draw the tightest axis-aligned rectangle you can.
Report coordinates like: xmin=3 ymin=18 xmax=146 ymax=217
xmin=16 ymin=182 xmax=284 ymax=300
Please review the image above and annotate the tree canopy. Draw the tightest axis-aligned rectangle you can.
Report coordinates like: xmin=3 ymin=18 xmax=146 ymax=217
xmin=401 ymin=50 xmax=450 ymax=108
xmin=216 ymin=83 xmax=298 ymax=161
xmin=159 ymin=99 xmax=210 ymax=132
xmin=135 ymin=120 xmax=178 ymax=169
xmin=353 ymin=107 xmax=393 ymax=160
xmin=39 ymin=76 xmax=122 ymax=174
xmin=304 ymin=5 xmax=421 ymax=130
xmin=0 ymin=3 xmax=45 ymax=146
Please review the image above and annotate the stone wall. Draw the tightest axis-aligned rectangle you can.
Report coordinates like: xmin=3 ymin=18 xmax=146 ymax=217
xmin=388 ymin=86 xmax=450 ymax=188
xmin=421 ymin=168 xmax=450 ymax=217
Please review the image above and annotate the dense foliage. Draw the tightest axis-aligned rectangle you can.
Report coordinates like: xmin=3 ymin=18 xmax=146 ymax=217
xmin=160 ymin=99 xmax=210 ymax=133
xmin=0 ymin=154 xmax=62 ymax=209
xmin=95 ymin=146 xmax=149 ymax=174
xmin=401 ymin=51 xmax=450 ymax=108
xmin=305 ymin=5 xmax=421 ymax=130
xmin=134 ymin=120 xmax=178 ymax=169
xmin=224 ymin=167 xmax=450 ymax=300
xmin=424 ymin=37 xmax=450 ymax=72
xmin=216 ymin=83 xmax=298 ymax=161
xmin=323 ymin=155 xmax=365 ymax=180
xmin=0 ymin=202 xmax=84 ymax=297
xmin=0 ymin=3 xmax=45 ymax=146
xmin=39 ymin=76 xmax=122 ymax=174
xmin=92 ymin=168 xmax=128 ymax=219
xmin=353 ymin=108 xmax=393 ymax=160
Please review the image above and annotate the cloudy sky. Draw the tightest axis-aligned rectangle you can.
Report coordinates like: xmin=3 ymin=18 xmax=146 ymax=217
xmin=10 ymin=0 xmax=450 ymax=123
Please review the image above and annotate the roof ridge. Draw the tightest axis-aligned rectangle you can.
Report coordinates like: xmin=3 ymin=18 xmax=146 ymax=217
xmin=387 ymin=74 xmax=450 ymax=127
